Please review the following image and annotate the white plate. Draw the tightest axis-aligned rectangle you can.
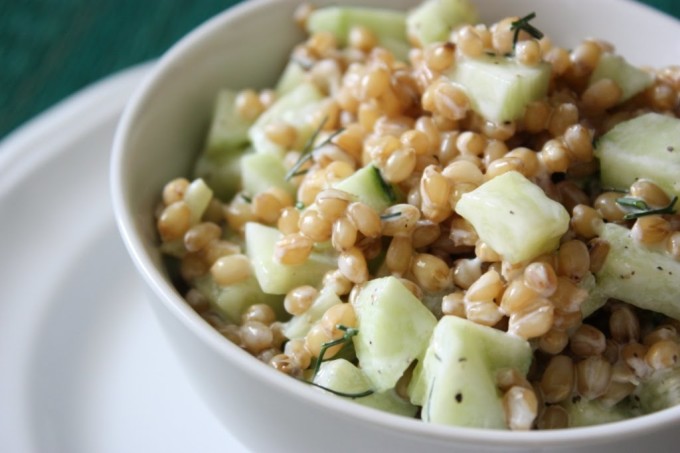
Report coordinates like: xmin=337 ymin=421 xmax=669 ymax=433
xmin=0 ymin=65 xmax=248 ymax=453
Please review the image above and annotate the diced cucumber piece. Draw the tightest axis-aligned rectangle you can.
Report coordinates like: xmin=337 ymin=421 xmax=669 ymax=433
xmin=283 ymin=287 xmax=342 ymax=340
xmin=408 ymin=316 xmax=532 ymax=428
xmin=248 ymin=82 xmax=324 ymax=158
xmin=595 ymin=223 xmax=680 ymax=320
xmin=406 ymin=0 xmax=478 ymax=46
xmin=306 ymin=6 xmax=409 ymax=61
xmin=446 ymin=55 xmax=551 ymax=123
xmin=589 ymin=53 xmax=654 ymax=103
xmin=636 ymin=367 xmax=680 ymax=414
xmin=184 ymin=178 xmax=213 ymax=224
xmin=561 ymin=397 xmax=635 ymax=428
xmin=333 ymin=165 xmax=397 ymax=213
xmin=193 ymin=151 xmax=245 ymax=201
xmin=595 ymin=113 xmax=680 ymax=199
xmin=276 ymin=60 xmax=307 ymax=97
xmin=245 ymin=222 xmax=337 ymax=295
xmin=455 ymin=171 xmax=570 ymax=264
xmin=579 ymin=272 xmax=609 ymax=319
xmin=351 ymin=276 xmax=437 ymax=392
xmin=313 ymin=359 xmax=418 ymax=417
xmin=193 ymin=274 xmax=284 ymax=324
xmin=241 ymin=153 xmax=296 ymax=197
xmin=203 ymin=89 xmax=253 ymax=158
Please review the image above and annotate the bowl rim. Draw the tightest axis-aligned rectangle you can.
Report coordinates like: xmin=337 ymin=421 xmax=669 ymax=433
xmin=110 ymin=0 xmax=680 ymax=447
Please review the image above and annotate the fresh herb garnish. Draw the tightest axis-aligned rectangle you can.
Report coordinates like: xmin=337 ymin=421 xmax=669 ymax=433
xmin=380 ymin=211 xmax=402 ymax=220
xmin=240 ymin=193 xmax=252 ymax=203
xmin=373 ymin=166 xmax=397 ymax=203
xmin=284 ymin=117 xmax=345 ymax=181
xmin=305 ymin=324 xmax=373 ymax=399
xmin=510 ymin=13 xmax=544 ymax=50
xmin=307 ymin=381 xmax=374 ymax=399
xmin=616 ymin=195 xmax=678 ymax=220
xmin=312 ymin=324 xmax=359 ymax=378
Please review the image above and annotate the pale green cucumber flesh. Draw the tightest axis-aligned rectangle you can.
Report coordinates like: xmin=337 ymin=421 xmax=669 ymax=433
xmin=635 ymin=367 xmax=680 ymax=414
xmin=245 ymin=222 xmax=337 ymax=295
xmin=313 ymin=359 xmax=418 ymax=417
xmin=306 ymin=6 xmax=408 ymax=61
xmin=406 ymin=0 xmax=479 ymax=46
xmin=248 ymin=82 xmax=324 ymax=158
xmin=283 ymin=287 xmax=342 ymax=340
xmin=595 ymin=223 xmax=680 ymax=320
xmin=595 ymin=112 xmax=680 ymax=199
xmin=276 ymin=60 xmax=308 ymax=96
xmin=589 ymin=53 xmax=654 ymax=103
xmin=240 ymin=152 xmax=296 ymax=197
xmin=333 ymin=165 xmax=396 ymax=213
xmin=561 ymin=397 xmax=635 ymax=428
xmin=193 ymin=274 xmax=284 ymax=324
xmin=203 ymin=89 xmax=253 ymax=158
xmin=455 ymin=171 xmax=570 ymax=264
xmin=193 ymin=151 xmax=245 ymax=201
xmin=446 ymin=55 xmax=551 ymax=123
xmin=183 ymin=178 xmax=213 ymax=225
xmin=408 ymin=315 xmax=532 ymax=428
xmin=351 ymin=276 xmax=438 ymax=392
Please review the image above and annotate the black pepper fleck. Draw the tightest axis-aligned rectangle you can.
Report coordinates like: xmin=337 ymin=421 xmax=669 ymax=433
xmin=668 ymin=146 xmax=675 ymax=152
xmin=455 ymin=392 xmax=463 ymax=403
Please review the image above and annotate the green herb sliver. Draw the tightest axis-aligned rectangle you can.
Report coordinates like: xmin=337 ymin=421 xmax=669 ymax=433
xmin=284 ymin=116 xmax=345 ymax=181
xmin=510 ymin=12 xmax=544 ymax=51
xmin=312 ymin=324 xmax=359 ymax=378
xmin=307 ymin=381 xmax=375 ymax=399
xmin=616 ymin=195 xmax=677 ymax=220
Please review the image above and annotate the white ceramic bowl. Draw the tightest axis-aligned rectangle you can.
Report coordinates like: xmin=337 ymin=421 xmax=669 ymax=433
xmin=111 ymin=1 xmax=680 ymax=451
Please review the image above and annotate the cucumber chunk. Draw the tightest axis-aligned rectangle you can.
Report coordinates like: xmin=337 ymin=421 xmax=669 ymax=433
xmin=595 ymin=223 xmax=680 ymax=320
xmin=276 ymin=60 xmax=307 ymax=97
xmin=240 ymin=152 xmax=296 ymax=197
xmin=455 ymin=171 xmax=570 ymax=264
xmin=351 ymin=276 xmax=437 ymax=392
xmin=636 ymin=367 xmax=680 ymax=414
xmin=248 ymin=82 xmax=324 ymax=158
xmin=561 ymin=397 xmax=635 ymax=428
xmin=283 ymin=287 xmax=342 ymax=340
xmin=313 ymin=359 xmax=418 ymax=417
xmin=406 ymin=0 xmax=479 ymax=46
xmin=588 ymin=53 xmax=654 ymax=104
xmin=193 ymin=151 xmax=245 ymax=201
xmin=183 ymin=178 xmax=213 ymax=225
xmin=333 ymin=165 xmax=397 ymax=213
xmin=203 ymin=89 xmax=253 ymax=158
xmin=446 ymin=55 xmax=551 ymax=123
xmin=245 ymin=222 xmax=337 ymax=295
xmin=408 ymin=316 xmax=532 ymax=428
xmin=306 ymin=6 xmax=409 ymax=61
xmin=595 ymin=112 xmax=680 ymax=199
xmin=193 ymin=274 xmax=284 ymax=324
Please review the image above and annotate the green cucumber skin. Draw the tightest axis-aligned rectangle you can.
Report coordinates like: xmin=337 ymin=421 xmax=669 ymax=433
xmin=333 ymin=165 xmax=396 ymax=213
xmin=595 ymin=112 xmax=680 ymax=199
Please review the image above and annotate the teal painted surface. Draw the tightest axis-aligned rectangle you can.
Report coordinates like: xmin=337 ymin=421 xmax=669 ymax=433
xmin=0 ymin=0 xmax=678 ymax=139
